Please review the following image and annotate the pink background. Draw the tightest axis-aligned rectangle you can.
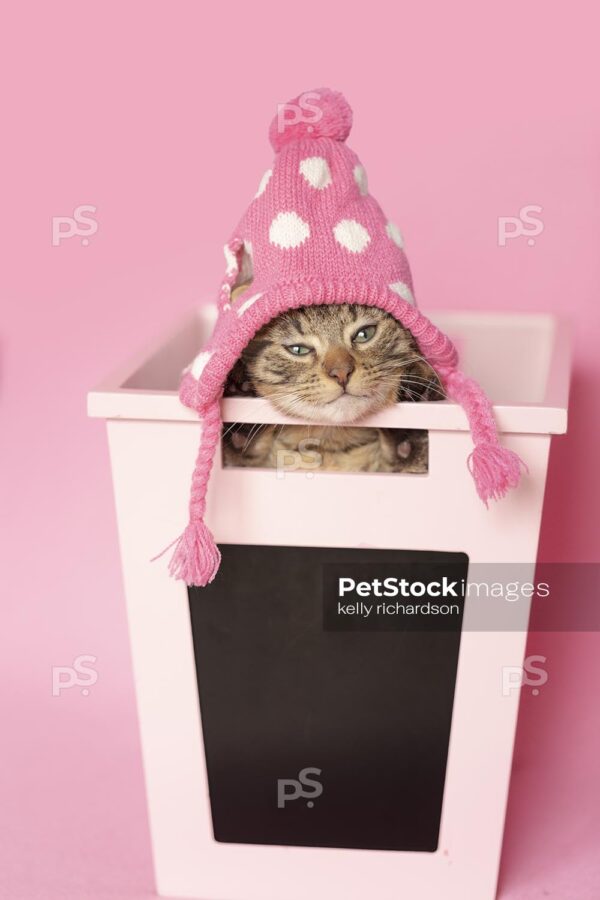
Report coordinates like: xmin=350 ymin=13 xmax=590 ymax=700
xmin=2 ymin=2 xmax=599 ymax=898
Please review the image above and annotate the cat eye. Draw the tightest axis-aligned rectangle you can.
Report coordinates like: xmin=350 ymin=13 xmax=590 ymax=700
xmin=286 ymin=344 xmax=313 ymax=356
xmin=352 ymin=324 xmax=377 ymax=344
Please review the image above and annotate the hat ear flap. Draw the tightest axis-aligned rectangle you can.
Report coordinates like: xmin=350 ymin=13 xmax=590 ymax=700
xmin=166 ymin=400 xmax=223 ymax=586
xmin=442 ymin=369 xmax=526 ymax=504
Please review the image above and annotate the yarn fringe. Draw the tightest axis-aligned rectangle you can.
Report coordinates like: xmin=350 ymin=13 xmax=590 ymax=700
xmin=166 ymin=521 xmax=221 ymax=587
xmin=467 ymin=442 xmax=527 ymax=506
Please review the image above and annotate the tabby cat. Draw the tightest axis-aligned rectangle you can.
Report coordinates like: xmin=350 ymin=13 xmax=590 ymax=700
xmin=222 ymin=297 xmax=443 ymax=474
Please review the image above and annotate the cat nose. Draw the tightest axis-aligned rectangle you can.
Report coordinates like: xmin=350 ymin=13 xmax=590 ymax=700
xmin=324 ymin=350 xmax=355 ymax=386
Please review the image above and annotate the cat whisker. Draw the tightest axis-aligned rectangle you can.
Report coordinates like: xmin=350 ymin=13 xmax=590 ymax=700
xmin=241 ymin=422 xmax=265 ymax=453
xmin=399 ymin=377 xmax=447 ymax=400
xmin=400 ymin=385 xmax=436 ymax=403
xmin=221 ymin=421 xmax=240 ymax=440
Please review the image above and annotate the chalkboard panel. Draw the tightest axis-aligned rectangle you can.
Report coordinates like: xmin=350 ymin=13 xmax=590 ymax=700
xmin=188 ymin=545 xmax=467 ymax=851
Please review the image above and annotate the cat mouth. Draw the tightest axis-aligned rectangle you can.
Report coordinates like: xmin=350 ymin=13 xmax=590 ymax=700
xmin=325 ymin=390 xmax=369 ymax=404
xmin=273 ymin=390 xmax=379 ymax=424
xmin=316 ymin=390 xmax=378 ymax=423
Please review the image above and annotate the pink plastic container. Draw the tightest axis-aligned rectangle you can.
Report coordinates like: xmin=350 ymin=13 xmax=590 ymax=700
xmin=88 ymin=307 xmax=570 ymax=900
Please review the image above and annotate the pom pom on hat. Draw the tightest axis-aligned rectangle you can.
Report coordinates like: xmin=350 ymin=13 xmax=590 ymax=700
xmin=269 ymin=88 xmax=353 ymax=152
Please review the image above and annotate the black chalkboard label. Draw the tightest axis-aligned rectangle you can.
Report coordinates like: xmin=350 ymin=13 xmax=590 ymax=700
xmin=188 ymin=545 xmax=468 ymax=851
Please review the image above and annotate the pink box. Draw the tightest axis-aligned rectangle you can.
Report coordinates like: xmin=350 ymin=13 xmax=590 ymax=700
xmin=88 ymin=308 xmax=570 ymax=900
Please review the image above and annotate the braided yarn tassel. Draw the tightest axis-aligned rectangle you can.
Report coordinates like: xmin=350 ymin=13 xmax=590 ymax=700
xmin=443 ymin=370 xmax=526 ymax=505
xmin=168 ymin=400 xmax=222 ymax=585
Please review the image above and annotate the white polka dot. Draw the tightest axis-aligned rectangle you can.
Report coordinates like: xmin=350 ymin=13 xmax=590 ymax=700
xmin=190 ymin=350 xmax=212 ymax=379
xmin=236 ymin=292 xmax=263 ymax=316
xmin=333 ymin=219 xmax=371 ymax=254
xmin=354 ymin=164 xmax=368 ymax=195
xmin=223 ymin=244 xmax=238 ymax=276
xmin=386 ymin=221 xmax=405 ymax=249
xmin=269 ymin=211 xmax=310 ymax=249
xmin=389 ymin=281 xmax=414 ymax=304
xmin=255 ymin=169 xmax=272 ymax=198
xmin=299 ymin=156 xmax=332 ymax=189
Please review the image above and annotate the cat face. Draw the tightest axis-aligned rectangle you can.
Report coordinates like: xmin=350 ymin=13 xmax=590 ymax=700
xmin=240 ymin=304 xmax=441 ymax=424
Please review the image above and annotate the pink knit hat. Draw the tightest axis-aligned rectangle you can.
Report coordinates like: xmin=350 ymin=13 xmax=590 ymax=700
xmin=171 ymin=88 xmax=525 ymax=586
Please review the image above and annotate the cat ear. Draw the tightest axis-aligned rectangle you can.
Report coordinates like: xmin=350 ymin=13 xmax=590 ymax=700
xmin=397 ymin=359 xmax=445 ymax=402
xmin=219 ymin=238 xmax=254 ymax=310
xmin=231 ymin=282 xmax=253 ymax=302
